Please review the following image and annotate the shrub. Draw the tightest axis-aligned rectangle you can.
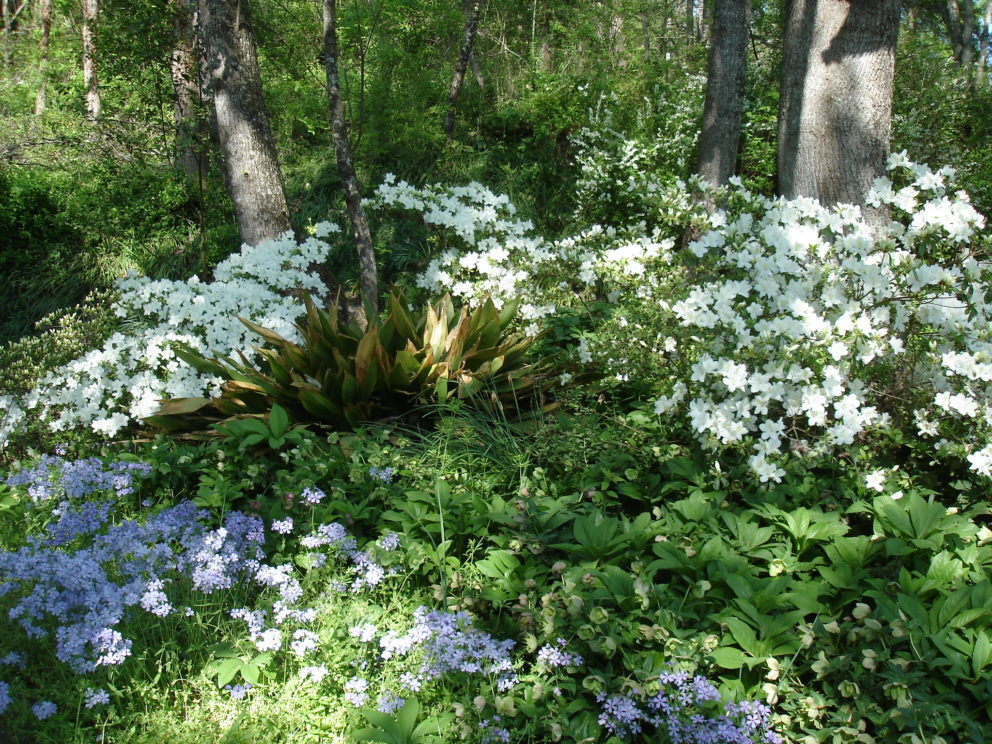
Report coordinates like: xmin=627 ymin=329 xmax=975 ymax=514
xmin=146 ymin=290 xmax=576 ymax=435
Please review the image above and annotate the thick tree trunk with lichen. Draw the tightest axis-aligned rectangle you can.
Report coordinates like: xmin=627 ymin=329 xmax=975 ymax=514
xmin=443 ymin=0 xmax=482 ymax=138
xmin=199 ymin=0 xmax=290 ymax=246
xmin=171 ymin=0 xmax=206 ymax=184
xmin=696 ymin=0 xmax=750 ymax=186
xmin=323 ymin=0 xmax=378 ymax=319
xmin=777 ymin=0 xmax=899 ymax=211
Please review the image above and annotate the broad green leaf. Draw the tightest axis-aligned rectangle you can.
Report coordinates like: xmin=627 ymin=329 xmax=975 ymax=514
xmin=268 ymin=403 xmax=289 ymax=438
xmin=710 ymin=646 xmax=746 ymax=669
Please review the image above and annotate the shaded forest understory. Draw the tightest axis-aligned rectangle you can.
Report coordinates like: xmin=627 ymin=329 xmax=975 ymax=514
xmin=2 ymin=2 xmax=992 ymax=743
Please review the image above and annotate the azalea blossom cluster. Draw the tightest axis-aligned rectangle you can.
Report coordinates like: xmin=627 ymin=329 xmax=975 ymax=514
xmin=654 ymin=154 xmax=989 ymax=481
xmin=0 ymin=230 xmax=336 ymax=444
xmin=368 ymin=178 xmax=676 ymax=335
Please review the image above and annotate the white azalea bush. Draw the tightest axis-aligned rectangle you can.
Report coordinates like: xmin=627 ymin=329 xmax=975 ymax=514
xmin=369 ymin=156 xmax=992 ymax=484
xmin=657 ymin=155 xmax=989 ymax=482
xmin=0 ymin=228 xmax=337 ymax=446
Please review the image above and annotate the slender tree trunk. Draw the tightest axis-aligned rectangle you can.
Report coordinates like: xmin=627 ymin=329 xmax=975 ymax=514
xmin=82 ymin=0 xmax=101 ymax=119
xmin=2 ymin=0 xmax=29 ymax=68
xmin=696 ymin=0 xmax=749 ymax=186
xmin=962 ymin=0 xmax=975 ymax=69
xmin=978 ymin=1 xmax=991 ymax=88
xmin=640 ymin=10 xmax=651 ymax=60
xmin=323 ymin=0 xmax=378 ymax=318
xmin=539 ymin=2 xmax=553 ymax=73
xmin=171 ymin=0 xmax=206 ymax=183
xmin=443 ymin=0 xmax=482 ymax=138
xmin=35 ymin=0 xmax=52 ymax=114
xmin=199 ymin=0 xmax=291 ymax=246
xmin=777 ymin=0 xmax=899 ymax=214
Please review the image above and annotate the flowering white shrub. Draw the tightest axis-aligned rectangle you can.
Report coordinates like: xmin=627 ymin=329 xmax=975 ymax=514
xmin=656 ymin=156 xmax=988 ymax=481
xmin=368 ymin=177 xmax=683 ymax=335
xmin=0 ymin=230 xmax=336 ymax=444
xmin=570 ymin=80 xmax=704 ymax=227
xmin=370 ymin=157 xmax=992 ymax=483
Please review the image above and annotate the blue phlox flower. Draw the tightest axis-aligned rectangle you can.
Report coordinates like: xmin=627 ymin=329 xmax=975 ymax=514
xmin=377 ymin=690 xmax=405 ymax=714
xmin=31 ymin=700 xmax=57 ymax=720
xmin=271 ymin=517 xmax=294 ymax=535
xmin=301 ymin=487 xmax=326 ymax=505
xmin=343 ymin=677 xmax=369 ymax=706
xmin=368 ymin=466 xmax=393 ymax=483
xmin=291 ymin=629 xmax=320 ymax=657
xmin=225 ymin=683 xmax=253 ymax=700
xmin=0 ymin=681 xmax=11 ymax=714
xmin=84 ymin=687 xmax=110 ymax=708
xmin=377 ymin=532 xmax=400 ymax=551
xmin=299 ymin=664 xmax=329 ymax=684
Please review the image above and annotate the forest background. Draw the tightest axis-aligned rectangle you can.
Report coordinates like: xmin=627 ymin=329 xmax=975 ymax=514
xmin=1 ymin=1 xmax=992 ymax=744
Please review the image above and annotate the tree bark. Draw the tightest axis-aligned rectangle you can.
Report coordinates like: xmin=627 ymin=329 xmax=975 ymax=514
xmin=2 ymin=0 xmax=28 ymax=68
xmin=443 ymin=0 xmax=482 ymax=138
xmin=34 ymin=0 xmax=52 ymax=114
xmin=777 ymin=0 xmax=899 ymax=212
xmin=978 ymin=1 xmax=991 ymax=88
xmin=82 ymin=0 xmax=101 ymax=119
xmin=171 ymin=0 xmax=206 ymax=183
xmin=323 ymin=0 xmax=378 ymax=318
xmin=696 ymin=0 xmax=750 ymax=186
xmin=199 ymin=0 xmax=291 ymax=246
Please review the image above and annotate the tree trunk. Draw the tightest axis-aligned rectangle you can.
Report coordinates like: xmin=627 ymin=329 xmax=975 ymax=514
xmin=323 ymin=0 xmax=378 ymax=319
xmin=443 ymin=0 xmax=482 ymax=138
xmin=2 ymin=0 xmax=28 ymax=68
xmin=34 ymin=0 xmax=52 ymax=114
xmin=539 ymin=1 xmax=553 ymax=73
xmin=978 ymin=1 xmax=991 ymax=88
xmin=696 ymin=0 xmax=750 ymax=186
xmin=640 ymin=10 xmax=651 ymax=60
xmin=171 ymin=0 xmax=206 ymax=184
xmin=82 ymin=0 xmax=101 ymax=119
xmin=199 ymin=0 xmax=291 ymax=246
xmin=961 ymin=0 xmax=975 ymax=69
xmin=777 ymin=0 xmax=899 ymax=213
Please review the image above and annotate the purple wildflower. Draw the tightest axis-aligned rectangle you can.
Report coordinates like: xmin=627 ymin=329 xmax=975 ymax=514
xmin=225 ymin=683 xmax=253 ymax=700
xmin=301 ymin=487 xmax=326 ymax=505
xmin=377 ymin=690 xmax=405 ymax=714
xmin=271 ymin=517 xmax=294 ymax=535
xmin=32 ymin=700 xmax=57 ymax=720
xmin=535 ymin=638 xmax=583 ymax=668
xmin=344 ymin=677 xmax=369 ymax=707
xmin=377 ymin=533 xmax=400 ymax=551
xmin=368 ymin=466 xmax=393 ymax=483
xmin=291 ymin=629 xmax=320 ymax=657
xmin=84 ymin=688 xmax=110 ymax=708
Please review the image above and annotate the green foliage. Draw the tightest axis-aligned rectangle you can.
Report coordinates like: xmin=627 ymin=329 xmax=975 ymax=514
xmin=147 ymin=291 xmax=573 ymax=435
xmin=352 ymin=697 xmax=452 ymax=744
